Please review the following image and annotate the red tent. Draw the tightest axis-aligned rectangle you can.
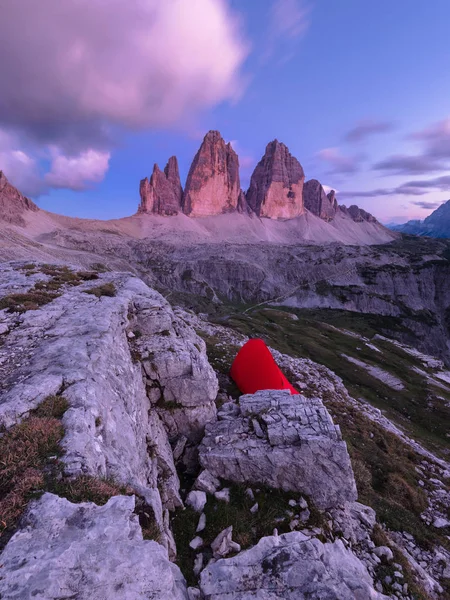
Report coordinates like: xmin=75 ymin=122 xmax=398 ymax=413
xmin=230 ymin=338 xmax=299 ymax=395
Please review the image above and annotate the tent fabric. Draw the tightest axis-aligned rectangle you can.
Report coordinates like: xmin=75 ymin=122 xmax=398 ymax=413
xmin=230 ymin=338 xmax=299 ymax=395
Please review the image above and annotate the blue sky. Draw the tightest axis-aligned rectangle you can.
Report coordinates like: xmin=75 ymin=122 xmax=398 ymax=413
xmin=1 ymin=0 xmax=450 ymax=223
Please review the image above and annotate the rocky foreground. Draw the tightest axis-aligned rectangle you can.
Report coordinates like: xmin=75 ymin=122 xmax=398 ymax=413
xmin=0 ymin=262 xmax=449 ymax=599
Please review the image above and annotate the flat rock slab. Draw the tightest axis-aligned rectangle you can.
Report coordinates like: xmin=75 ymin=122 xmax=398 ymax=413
xmin=199 ymin=531 xmax=388 ymax=600
xmin=199 ymin=390 xmax=357 ymax=509
xmin=0 ymin=493 xmax=188 ymax=600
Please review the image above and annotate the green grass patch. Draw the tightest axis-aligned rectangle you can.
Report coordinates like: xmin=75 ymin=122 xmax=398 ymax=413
xmin=171 ymin=483 xmax=322 ymax=586
xmin=84 ymin=282 xmax=116 ymax=298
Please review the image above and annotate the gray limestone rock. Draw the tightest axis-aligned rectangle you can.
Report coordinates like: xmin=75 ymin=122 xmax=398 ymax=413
xmin=199 ymin=531 xmax=388 ymax=599
xmin=0 ymin=493 xmax=188 ymax=600
xmin=199 ymin=389 xmax=357 ymax=509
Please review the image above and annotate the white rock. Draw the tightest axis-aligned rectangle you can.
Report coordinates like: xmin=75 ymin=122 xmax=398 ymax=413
xmin=189 ymin=536 xmax=204 ymax=550
xmin=193 ymin=554 xmax=204 ymax=576
xmin=433 ymin=517 xmax=450 ymax=528
xmin=215 ymin=488 xmax=230 ymax=503
xmin=187 ymin=587 xmax=202 ymax=600
xmin=211 ymin=526 xmax=241 ymax=559
xmin=250 ymin=503 xmax=259 ymax=514
xmin=0 ymin=494 xmax=188 ymax=600
xmin=373 ymin=546 xmax=394 ymax=562
xmin=0 ymin=323 xmax=9 ymax=335
xmin=196 ymin=513 xmax=206 ymax=533
xmin=194 ymin=469 xmax=221 ymax=494
xmin=186 ymin=491 xmax=207 ymax=513
xmin=298 ymin=497 xmax=308 ymax=509
xmin=288 ymin=499 xmax=297 ymax=507
xmin=199 ymin=390 xmax=357 ymax=510
xmin=245 ymin=488 xmax=255 ymax=500
xmin=200 ymin=532 xmax=388 ymax=599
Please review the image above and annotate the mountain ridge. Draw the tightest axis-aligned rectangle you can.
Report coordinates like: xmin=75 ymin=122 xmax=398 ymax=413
xmin=390 ymin=200 xmax=450 ymax=238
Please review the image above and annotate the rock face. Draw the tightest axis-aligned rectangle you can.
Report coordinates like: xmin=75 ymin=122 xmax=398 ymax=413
xmin=236 ymin=189 xmax=253 ymax=215
xmin=246 ymin=140 xmax=305 ymax=219
xmin=183 ymin=131 xmax=240 ymax=217
xmin=340 ymin=204 xmax=377 ymax=223
xmin=0 ymin=493 xmax=188 ymax=600
xmin=327 ymin=189 xmax=338 ymax=211
xmin=139 ymin=156 xmax=183 ymax=215
xmin=0 ymin=170 xmax=39 ymax=226
xmin=0 ymin=264 xmax=218 ymax=528
xmin=199 ymin=532 xmax=388 ymax=599
xmin=303 ymin=179 xmax=337 ymax=221
xmin=199 ymin=389 xmax=357 ymax=509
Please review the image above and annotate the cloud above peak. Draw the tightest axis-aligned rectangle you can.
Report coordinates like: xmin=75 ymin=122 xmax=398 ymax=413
xmin=316 ymin=147 xmax=361 ymax=174
xmin=0 ymin=0 xmax=248 ymax=195
xmin=344 ymin=119 xmax=395 ymax=143
xmin=0 ymin=0 xmax=248 ymax=151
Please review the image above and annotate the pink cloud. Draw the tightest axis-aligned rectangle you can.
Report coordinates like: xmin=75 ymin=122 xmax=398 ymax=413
xmin=0 ymin=0 xmax=248 ymax=151
xmin=45 ymin=149 xmax=111 ymax=191
xmin=316 ymin=147 xmax=361 ymax=174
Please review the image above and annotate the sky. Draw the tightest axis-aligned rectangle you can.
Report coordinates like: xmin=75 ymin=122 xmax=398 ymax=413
xmin=1 ymin=0 xmax=450 ymax=224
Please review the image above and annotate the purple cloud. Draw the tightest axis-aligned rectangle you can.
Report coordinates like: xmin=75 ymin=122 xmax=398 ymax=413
xmin=339 ymin=174 xmax=450 ymax=201
xmin=344 ymin=119 xmax=395 ymax=143
xmin=0 ymin=0 xmax=248 ymax=152
xmin=373 ymin=154 xmax=444 ymax=175
xmin=316 ymin=147 xmax=361 ymax=174
xmin=409 ymin=118 xmax=450 ymax=159
xmin=45 ymin=149 xmax=111 ymax=191
xmin=411 ymin=200 xmax=446 ymax=210
xmin=373 ymin=118 xmax=450 ymax=176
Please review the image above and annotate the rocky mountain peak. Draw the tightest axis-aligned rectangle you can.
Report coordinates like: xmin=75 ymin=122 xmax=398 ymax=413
xmin=138 ymin=156 xmax=183 ymax=216
xmin=182 ymin=130 xmax=240 ymax=217
xmin=340 ymin=204 xmax=377 ymax=223
xmin=0 ymin=171 xmax=39 ymax=227
xmin=246 ymin=140 xmax=305 ymax=219
xmin=303 ymin=179 xmax=337 ymax=221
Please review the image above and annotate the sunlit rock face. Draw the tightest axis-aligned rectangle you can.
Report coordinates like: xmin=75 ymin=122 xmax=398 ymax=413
xmin=139 ymin=156 xmax=183 ymax=215
xmin=182 ymin=131 xmax=240 ymax=217
xmin=246 ymin=140 xmax=305 ymax=219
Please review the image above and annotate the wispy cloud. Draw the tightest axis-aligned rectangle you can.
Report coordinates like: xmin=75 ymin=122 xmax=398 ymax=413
xmin=411 ymin=200 xmax=446 ymax=210
xmin=344 ymin=119 xmax=395 ymax=143
xmin=316 ymin=147 xmax=361 ymax=174
xmin=372 ymin=117 xmax=450 ymax=176
xmin=373 ymin=154 xmax=444 ymax=175
xmin=263 ymin=0 xmax=310 ymax=63
xmin=339 ymin=174 xmax=450 ymax=200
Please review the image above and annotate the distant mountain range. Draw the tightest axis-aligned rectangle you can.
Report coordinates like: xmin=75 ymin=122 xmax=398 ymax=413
xmin=389 ymin=200 xmax=450 ymax=238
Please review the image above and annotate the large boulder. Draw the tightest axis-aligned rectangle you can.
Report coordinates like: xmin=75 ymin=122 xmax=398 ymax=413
xmin=139 ymin=156 xmax=183 ymax=215
xmin=199 ymin=531 xmax=388 ymax=599
xmin=246 ymin=140 xmax=305 ymax=219
xmin=0 ymin=493 xmax=189 ymax=600
xmin=183 ymin=131 xmax=240 ymax=217
xmin=199 ymin=389 xmax=357 ymax=509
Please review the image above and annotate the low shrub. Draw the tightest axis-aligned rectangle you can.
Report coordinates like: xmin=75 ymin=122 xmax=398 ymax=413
xmin=84 ymin=283 xmax=116 ymax=298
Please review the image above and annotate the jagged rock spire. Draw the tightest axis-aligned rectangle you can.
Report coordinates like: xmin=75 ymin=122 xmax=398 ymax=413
xmin=182 ymin=130 xmax=240 ymax=217
xmin=138 ymin=156 xmax=183 ymax=216
xmin=303 ymin=179 xmax=336 ymax=221
xmin=246 ymin=140 xmax=305 ymax=219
